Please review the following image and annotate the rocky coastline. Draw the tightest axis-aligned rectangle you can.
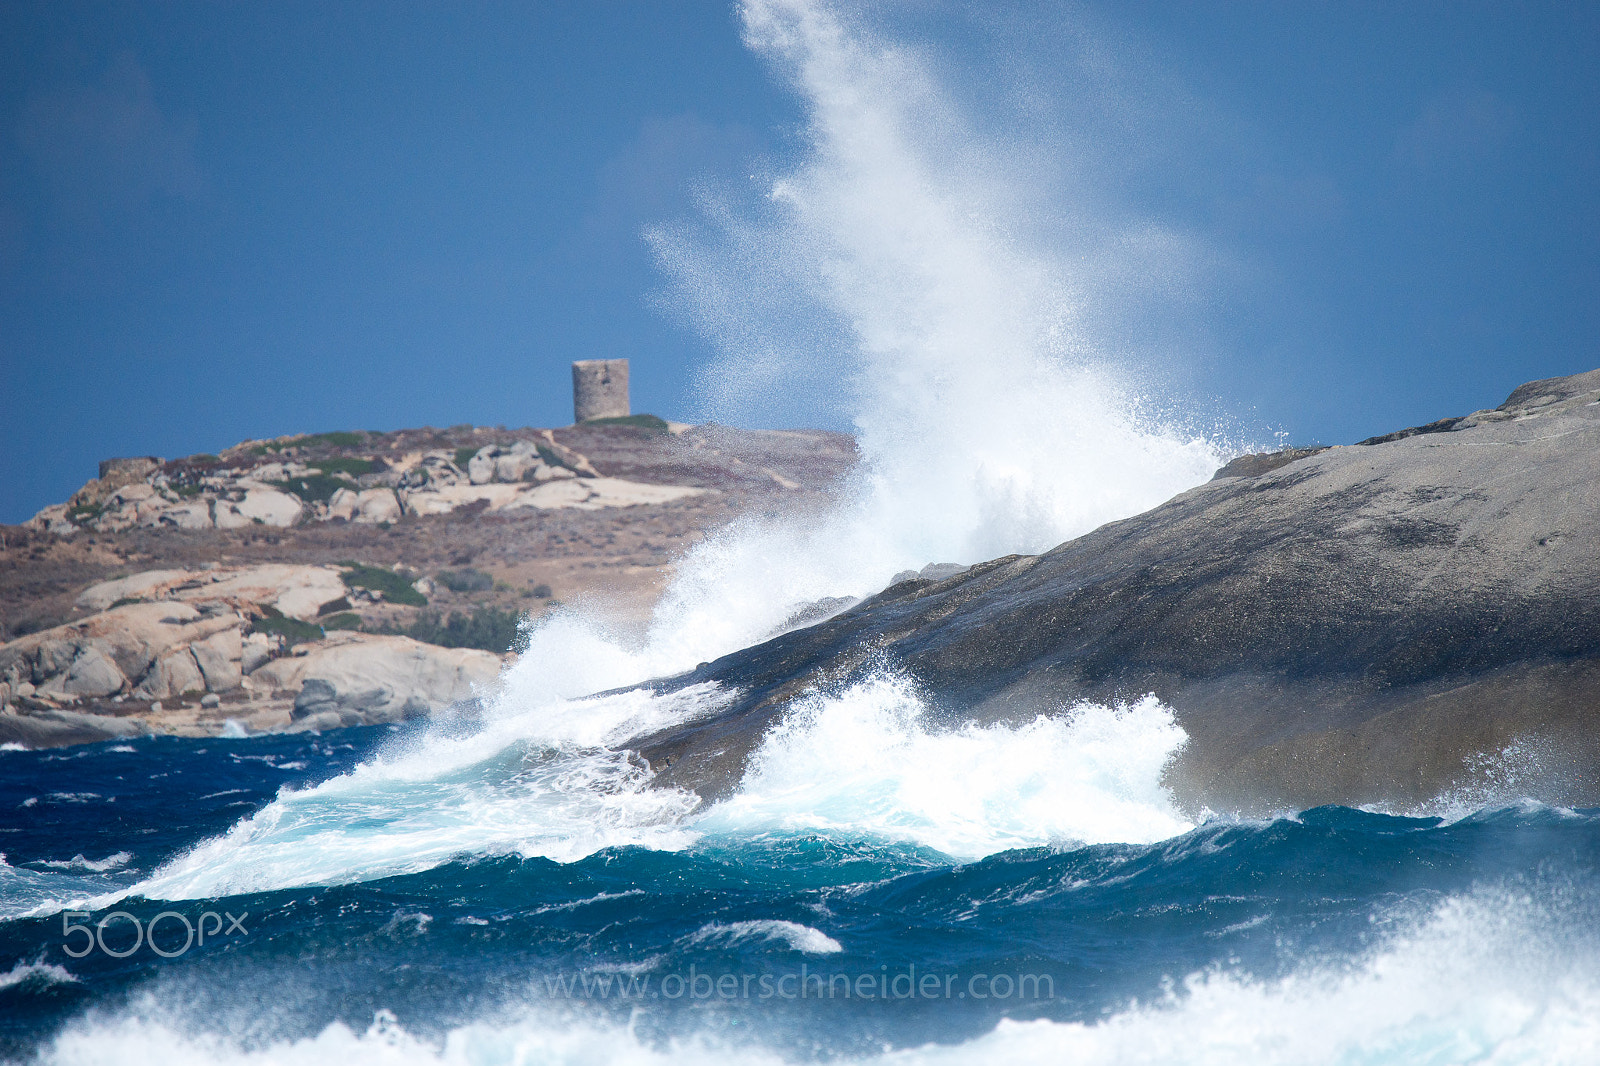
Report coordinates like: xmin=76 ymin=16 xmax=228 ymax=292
xmin=1 ymin=420 xmax=856 ymax=746
xmin=10 ymin=370 xmax=1599 ymax=818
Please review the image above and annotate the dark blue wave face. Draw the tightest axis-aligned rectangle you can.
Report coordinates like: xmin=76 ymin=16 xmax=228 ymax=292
xmin=2 ymin=732 xmax=1599 ymax=1062
xmin=0 ymin=730 xmax=391 ymax=878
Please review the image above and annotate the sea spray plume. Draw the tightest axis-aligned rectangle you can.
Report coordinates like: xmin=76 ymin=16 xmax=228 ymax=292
xmin=103 ymin=0 xmax=1226 ymax=906
xmin=695 ymin=676 xmax=1193 ymax=858
xmin=567 ymin=0 xmax=1223 ymax=678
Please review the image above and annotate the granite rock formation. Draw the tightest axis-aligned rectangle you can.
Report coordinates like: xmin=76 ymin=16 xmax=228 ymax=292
xmin=0 ymin=563 xmax=499 ymax=746
xmin=27 ymin=428 xmax=682 ymax=537
xmin=627 ymin=369 xmax=1600 ymax=813
xmin=1 ymin=422 xmax=859 ymax=745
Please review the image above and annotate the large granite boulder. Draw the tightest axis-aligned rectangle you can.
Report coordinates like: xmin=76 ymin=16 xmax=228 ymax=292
xmin=327 ymin=487 xmax=402 ymax=524
xmin=0 ymin=601 xmax=250 ymax=745
xmin=249 ymin=633 xmax=500 ymax=728
xmin=0 ymin=555 xmax=506 ymax=745
xmin=213 ymin=486 xmax=304 ymax=528
xmin=3 ymin=564 xmax=354 ymax=720
xmin=627 ymin=369 xmax=1600 ymax=813
xmin=152 ymin=501 xmax=214 ymax=530
xmin=77 ymin=564 xmax=348 ymax=620
xmin=0 ymin=602 xmax=246 ymax=702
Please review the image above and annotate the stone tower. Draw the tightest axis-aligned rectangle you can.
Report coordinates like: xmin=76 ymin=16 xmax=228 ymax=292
xmin=571 ymin=359 xmax=630 ymax=423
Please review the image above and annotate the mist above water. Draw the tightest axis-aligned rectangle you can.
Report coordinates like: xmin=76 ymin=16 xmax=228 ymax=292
xmin=37 ymin=0 xmax=1232 ymax=912
xmin=503 ymin=0 xmax=1224 ymax=702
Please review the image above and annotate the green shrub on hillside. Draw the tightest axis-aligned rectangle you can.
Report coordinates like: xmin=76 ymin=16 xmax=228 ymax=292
xmin=316 ymin=596 xmax=353 ymax=616
xmin=581 ymin=413 xmax=669 ymax=433
xmin=298 ymin=431 xmax=366 ymax=449
xmin=340 ymin=563 xmax=428 ymax=606
xmin=250 ymin=606 xmax=324 ymax=647
xmin=436 ymin=567 xmax=494 ymax=593
xmin=254 ymin=431 xmax=367 ymax=455
xmin=271 ymin=474 xmax=350 ymax=504
xmin=386 ymin=608 xmax=523 ymax=654
xmin=534 ymin=444 xmax=569 ymax=470
xmin=313 ymin=457 xmax=374 ymax=477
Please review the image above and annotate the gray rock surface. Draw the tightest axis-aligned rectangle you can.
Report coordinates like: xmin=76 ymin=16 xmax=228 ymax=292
xmin=252 ymin=632 xmax=500 ymax=727
xmin=1 ymin=601 xmax=243 ymax=703
xmin=55 ymin=643 xmax=126 ymax=699
xmin=191 ymin=628 xmax=243 ymax=692
xmin=628 ymin=369 xmax=1600 ymax=814
xmin=133 ymin=648 xmax=206 ymax=700
xmin=0 ymin=708 xmax=149 ymax=747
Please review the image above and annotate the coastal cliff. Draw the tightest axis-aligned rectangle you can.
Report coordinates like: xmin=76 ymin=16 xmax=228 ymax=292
xmin=629 ymin=369 xmax=1600 ymax=812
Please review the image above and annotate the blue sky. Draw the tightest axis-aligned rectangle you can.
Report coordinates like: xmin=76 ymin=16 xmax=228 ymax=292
xmin=2 ymin=0 xmax=1597 ymax=523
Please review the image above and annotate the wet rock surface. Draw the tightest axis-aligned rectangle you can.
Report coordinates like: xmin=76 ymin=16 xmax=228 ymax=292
xmin=630 ymin=370 xmax=1600 ymax=813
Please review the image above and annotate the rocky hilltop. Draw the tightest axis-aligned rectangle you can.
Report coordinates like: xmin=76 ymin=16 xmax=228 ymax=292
xmin=1 ymin=420 xmax=855 ymax=746
xmin=629 ymin=369 xmax=1600 ymax=813
xmin=28 ymin=421 xmax=713 ymax=537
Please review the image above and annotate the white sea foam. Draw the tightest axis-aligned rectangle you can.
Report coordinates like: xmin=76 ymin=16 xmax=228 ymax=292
xmin=1406 ymin=739 xmax=1583 ymax=822
xmin=700 ymin=675 xmax=1192 ymax=858
xmin=894 ymin=888 xmax=1600 ymax=1066
xmin=686 ymin=919 xmax=843 ymax=955
xmin=486 ymin=0 xmax=1224 ymax=699
xmin=32 ymin=852 xmax=132 ymax=873
xmin=80 ymin=674 xmax=1186 ymax=906
xmin=0 ymin=957 xmax=79 ymax=992
xmin=37 ymin=887 xmax=1600 ymax=1065
xmin=104 ymin=686 xmax=732 ymax=903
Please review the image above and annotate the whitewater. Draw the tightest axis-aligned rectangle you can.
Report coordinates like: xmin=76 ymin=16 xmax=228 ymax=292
xmin=3 ymin=1 xmax=1597 ymax=1063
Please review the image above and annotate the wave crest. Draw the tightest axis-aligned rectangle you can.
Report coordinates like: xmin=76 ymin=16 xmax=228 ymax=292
xmin=699 ymin=675 xmax=1192 ymax=858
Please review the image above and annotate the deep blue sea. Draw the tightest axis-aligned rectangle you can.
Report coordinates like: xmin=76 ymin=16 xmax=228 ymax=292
xmin=3 ymin=713 xmax=1598 ymax=1064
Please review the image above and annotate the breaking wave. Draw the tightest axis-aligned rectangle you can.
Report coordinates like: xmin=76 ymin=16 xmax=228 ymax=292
xmin=74 ymin=677 xmax=1187 ymax=904
xmin=698 ymin=676 xmax=1192 ymax=858
xmin=685 ymin=920 xmax=843 ymax=955
xmin=491 ymin=0 xmax=1224 ymax=698
xmin=35 ymin=885 xmax=1600 ymax=1065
